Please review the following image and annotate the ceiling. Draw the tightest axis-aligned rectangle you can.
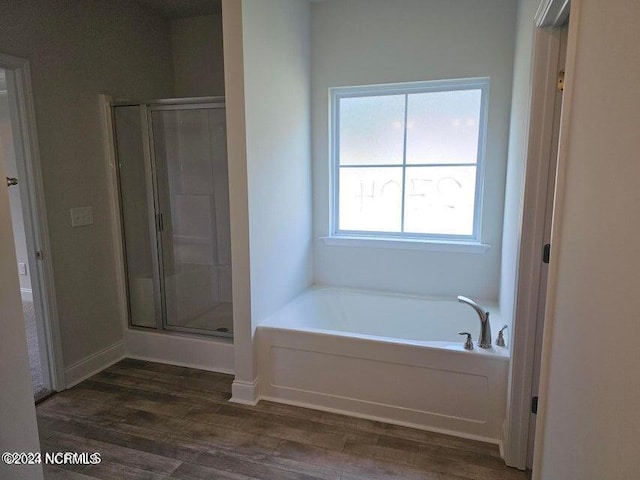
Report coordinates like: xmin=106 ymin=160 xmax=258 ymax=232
xmin=133 ymin=0 xmax=222 ymax=19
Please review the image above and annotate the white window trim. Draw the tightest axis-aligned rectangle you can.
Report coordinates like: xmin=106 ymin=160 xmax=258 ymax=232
xmin=320 ymin=235 xmax=490 ymax=253
xmin=329 ymin=77 xmax=490 ymax=251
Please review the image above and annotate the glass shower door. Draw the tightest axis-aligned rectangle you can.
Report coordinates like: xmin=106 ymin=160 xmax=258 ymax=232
xmin=112 ymin=105 xmax=162 ymax=329
xmin=151 ymin=106 xmax=233 ymax=336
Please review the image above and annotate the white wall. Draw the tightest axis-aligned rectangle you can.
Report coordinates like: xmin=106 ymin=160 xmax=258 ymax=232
xmin=499 ymin=0 xmax=538 ymax=335
xmin=499 ymin=0 xmax=542 ymax=468
xmin=0 ymin=134 xmax=42 ymax=479
xmin=242 ymin=0 xmax=313 ymax=323
xmin=311 ymin=0 xmax=517 ymax=300
xmin=535 ymin=1 xmax=640 ymax=478
xmin=221 ymin=0 xmax=313 ymax=397
xmin=171 ymin=15 xmax=225 ymax=97
xmin=0 ymin=0 xmax=175 ymax=369
xmin=222 ymin=0 xmax=255 ymax=395
xmin=0 ymin=89 xmax=31 ymax=292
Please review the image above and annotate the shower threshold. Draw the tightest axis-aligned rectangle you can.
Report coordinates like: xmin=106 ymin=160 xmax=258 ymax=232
xmin=167 ymin=302 xmax=233 ymax=337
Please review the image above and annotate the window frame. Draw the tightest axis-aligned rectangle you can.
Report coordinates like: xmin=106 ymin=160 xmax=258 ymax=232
xmin=329 ymin=77 xmax=490 ymax=245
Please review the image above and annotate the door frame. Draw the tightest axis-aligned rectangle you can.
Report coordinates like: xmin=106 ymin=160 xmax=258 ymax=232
xmin=503 ymin=0 xmax=576 ymax=469
xmin=0 ymin=52 xmax=64 ymax=392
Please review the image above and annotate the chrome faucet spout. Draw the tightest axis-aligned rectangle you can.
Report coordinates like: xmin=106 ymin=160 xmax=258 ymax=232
xmin=457 ymin=295 xmax=492 ymax=348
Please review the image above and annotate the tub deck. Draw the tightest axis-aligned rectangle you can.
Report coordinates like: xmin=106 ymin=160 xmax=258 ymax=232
xmin=258 ymin=287 xmax=510 ymax=444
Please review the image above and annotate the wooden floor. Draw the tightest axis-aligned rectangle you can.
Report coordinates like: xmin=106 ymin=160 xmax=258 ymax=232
xmin=37 ymin=359 xmax=529 ymax=480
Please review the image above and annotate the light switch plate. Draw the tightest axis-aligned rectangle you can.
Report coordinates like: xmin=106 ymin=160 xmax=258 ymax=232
xmin=18 ymin=263 xmax=27 ymax=276
xmin=70 ymin=206 xmax=93 ymax=227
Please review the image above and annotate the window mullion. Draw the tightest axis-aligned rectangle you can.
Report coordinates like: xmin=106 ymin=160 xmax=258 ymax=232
xmin=400 ymin=94 xmax=409 ymax=233
xmin=332 ymin=78 xmax=487 ymax=240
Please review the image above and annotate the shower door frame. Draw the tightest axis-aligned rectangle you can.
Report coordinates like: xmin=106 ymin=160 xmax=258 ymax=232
xmin=110 ymin=96 xmax=231 ymax=338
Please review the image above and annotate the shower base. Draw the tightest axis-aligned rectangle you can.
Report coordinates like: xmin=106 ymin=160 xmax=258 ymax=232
xmin=170 ymin=302 xmax=233 ymax=335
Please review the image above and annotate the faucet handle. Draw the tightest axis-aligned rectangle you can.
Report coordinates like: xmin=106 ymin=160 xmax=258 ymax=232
xmin=496 ymin=325 xmax=508 ymax=347
xmin=458 ymin=332 xmax=474 ymax=350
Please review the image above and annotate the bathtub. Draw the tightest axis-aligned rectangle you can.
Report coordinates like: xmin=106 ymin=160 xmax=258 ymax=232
xmin=257 ymin=287 xmax=510 ymax=444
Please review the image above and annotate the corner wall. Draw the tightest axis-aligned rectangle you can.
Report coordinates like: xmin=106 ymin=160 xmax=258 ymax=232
xmin=222 ymin=0 xmax=255 ymax=399
xmin=222 ymin=0 xmax=313 ymax=401
xmin=499 ymin=0 xmax=538 ymax=334
xmin=535 ymin=1 xmax=640 ymax=478
xmin=498 ymin=0 xmax=542 ymax=468
xmin=311 ymin=0 xmax=517 ymax=300
xmin=242 ymin=0 xmax=313 ymax=324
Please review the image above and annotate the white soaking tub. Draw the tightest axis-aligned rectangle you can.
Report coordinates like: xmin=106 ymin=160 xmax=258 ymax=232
xmin=257 ymin=287 xmax=510 ymax=445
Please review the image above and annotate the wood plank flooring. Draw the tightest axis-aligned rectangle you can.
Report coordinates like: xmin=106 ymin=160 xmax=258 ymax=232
xmin=37 ymin=359 xmax=529 ymax=480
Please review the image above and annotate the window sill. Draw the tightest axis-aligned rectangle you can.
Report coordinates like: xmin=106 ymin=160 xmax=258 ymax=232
xmin=320 ymin=235 xmax=490 ymax=254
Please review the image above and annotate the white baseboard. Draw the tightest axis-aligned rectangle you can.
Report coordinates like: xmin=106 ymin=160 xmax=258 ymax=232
xmin=126 ymin=354 xmax=234 ymax=376
xmin=20 ymin=288 xmax=33 ymax=302
xmin=230 ymin=379 xmax=259 ymax=405
xmin=500 ymin=419 xmax=508 ymax=459
xmin=64 ymin=341 xmax=125 ymax=388
xmin=124 ymin=328 xmax=234 ymax=375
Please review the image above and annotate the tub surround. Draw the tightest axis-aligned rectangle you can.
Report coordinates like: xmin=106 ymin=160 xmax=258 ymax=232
xmin=256 ymin=287 xmax=509 ymax=444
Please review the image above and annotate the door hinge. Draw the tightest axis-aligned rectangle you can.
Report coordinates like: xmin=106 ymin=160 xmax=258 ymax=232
xmin=543 ymin=244 xmax=551 ymax=264
xmin=557 ymin=70 xmax=565 ymax=92
xmin=36 ymin=250 xmax=44 ymax=261
xmin=531 ymin=396 xmax=539 ymax=414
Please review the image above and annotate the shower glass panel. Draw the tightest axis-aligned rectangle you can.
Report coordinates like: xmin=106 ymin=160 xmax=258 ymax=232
xmin=112 ymin=98 xmax=232 ymax=338
xmin=113 ymin=106 xmax=161 ymax=329
xmin=152 ymin=107 xmax=233 ymax=335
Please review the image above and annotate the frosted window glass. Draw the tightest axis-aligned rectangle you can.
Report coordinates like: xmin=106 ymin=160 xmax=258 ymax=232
xmin=339 ymin=95 xmax=405 ymax=165
xmin=406 ymin=90 xmax=481 ymax=165
xmin=332 ymin=79 xmax=487 ymax=239
xmin=403 ymin=166 xmax=476 ymax=235
xmin=339 ymin=167 xmax=403 ymax=232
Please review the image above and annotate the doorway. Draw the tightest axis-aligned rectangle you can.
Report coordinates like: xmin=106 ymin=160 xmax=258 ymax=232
xmin=0 ymin=54 xmax=63 ymax=401
xmin=503 ymin=0 xmax=573 ymax=471
xmin=527 ymin=23 xmax=568 ymax=467
xmin=0 ymin=70 xmax=48 ymax=399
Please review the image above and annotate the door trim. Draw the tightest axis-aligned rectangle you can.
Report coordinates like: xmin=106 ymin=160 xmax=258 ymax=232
xmin=531 ymin=0 xmax=581 ymax=476
xmin=503 ymin=0 xmax=577 ymax=469
xmin=0 ymin=52 xmax=64 ymax=391
xmin=503 ymin=27 xmax=562 ymax=469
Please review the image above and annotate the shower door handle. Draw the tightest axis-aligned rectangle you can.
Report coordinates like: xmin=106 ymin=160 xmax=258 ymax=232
xmin=156 ymin=213 xmax=164 ymax=232
xmin=6 ymin=177 xmax=18 ymax=187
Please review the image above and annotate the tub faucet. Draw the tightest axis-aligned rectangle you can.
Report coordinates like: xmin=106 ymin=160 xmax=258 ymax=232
xmin=457 ymin=296 xmax=492 ymax=349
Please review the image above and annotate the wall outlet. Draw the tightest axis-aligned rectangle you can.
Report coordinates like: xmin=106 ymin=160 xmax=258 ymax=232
xmin=18 ymin=263 xmax=27 ymax=276
xmin=70 ymin=206 xmax=93 ymax=227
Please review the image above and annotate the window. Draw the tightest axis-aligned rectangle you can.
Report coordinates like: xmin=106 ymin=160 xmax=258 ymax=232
xmin=331 ymin=78 xmax=488 ymax=243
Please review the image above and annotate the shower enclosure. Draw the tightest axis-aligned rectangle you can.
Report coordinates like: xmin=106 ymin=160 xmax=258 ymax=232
xmin=112 ymin=97 xmax=232 ymax=338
